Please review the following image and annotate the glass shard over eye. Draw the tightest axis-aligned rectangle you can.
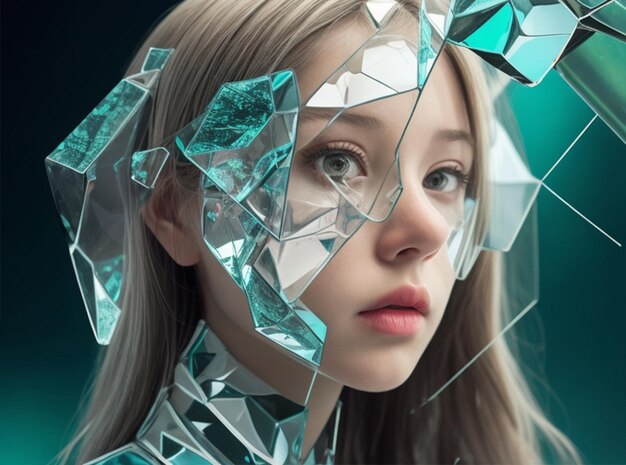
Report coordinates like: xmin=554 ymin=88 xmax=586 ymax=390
xmin=318 ymin=152 xmax=362 ymax=181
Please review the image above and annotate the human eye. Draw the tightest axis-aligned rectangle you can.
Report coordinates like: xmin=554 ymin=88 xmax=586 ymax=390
xmin=301 ymin=142 xmax=368 ymax=183
xmin=423 ymin=164 xmax=470 ymax=193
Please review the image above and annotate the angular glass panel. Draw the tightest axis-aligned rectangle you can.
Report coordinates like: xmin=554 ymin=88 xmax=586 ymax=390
xmin=445 ymin=0 xmax=578 ymax=84
xmin=46 ymin=47 xmax=172 ymax=345
xmin=131 ymin=147 xmax=170 ymax=189
xmin=141 ymin=47 xmax=174 ymax=73
xmin=556 ymin=32 xmax=626 ymax=143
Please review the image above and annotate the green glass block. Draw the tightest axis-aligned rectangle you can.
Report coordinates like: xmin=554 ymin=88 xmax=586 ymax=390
xmin=131 ymin=147 xmax=170 ymax=189
xmin=142 ymin=47 xmax=174 ymax=73
xmin=557 ymin=32 xmax=626 ymax=143
xmin=446 ymin=0 xmax=578 ymax=84
xmin=584 ymin=0 xmax=626 ymax=40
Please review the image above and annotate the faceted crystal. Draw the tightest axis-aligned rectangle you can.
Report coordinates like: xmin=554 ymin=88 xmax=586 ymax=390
xmin=45 ymin=48 xmax=174 ymax=344
xmin=445 ymin=0 xmax=578 ymax=84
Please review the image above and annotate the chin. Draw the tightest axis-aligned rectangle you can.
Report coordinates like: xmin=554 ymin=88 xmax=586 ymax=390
xmin=325 ymin=352 xmax=421 ymax=393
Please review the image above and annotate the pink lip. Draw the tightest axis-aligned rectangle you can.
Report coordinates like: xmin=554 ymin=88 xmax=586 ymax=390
xmin=358 ymin=285 xmax=430 ymax=336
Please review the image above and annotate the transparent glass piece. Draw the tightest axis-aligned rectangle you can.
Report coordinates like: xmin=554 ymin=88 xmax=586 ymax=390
xmin=166 ymin=323 xmax=318 ymax=463
xmin=445 ymin=0 xmax=578 ymax=84
xmin=179 ymin=71 xmax=299 ymax=214
xmin=365 ymin=0 xmax=397 ymax=27
xmin=141 ymin=47 xmax=174 ymax=73
xmin=482 ymin=120 xmax=542 ymax=252
xmin=202 ymin=187 xmax=269 ymax=287
xmin=560 ymin=0 xmax=613 ymax=17
xmin=556 ymin=32 xmax=626 ymax=143
xmin=305 ymin=36 xmax=419 ymax=110
xmin=71 ymin=247 xmax=121 ymax=345
xmin=242 ymin=266 xmax=325 ymax=366
xmin=46 ymin=47 xmax=172 ymax=345
xmin=45 ymin=80 xmax=147 ymax=240
xmin=83 ymin=443 xmax=157 ymax=465
xmin=131 ymin=147 xmax=170 ymax=189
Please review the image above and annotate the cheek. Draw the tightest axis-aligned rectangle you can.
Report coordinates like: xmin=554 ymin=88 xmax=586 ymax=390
xmin=299 ymin=233 xmax=457 ymax=392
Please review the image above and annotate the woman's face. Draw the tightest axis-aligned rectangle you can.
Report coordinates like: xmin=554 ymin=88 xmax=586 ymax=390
xmin=193 ymin=21 xmax=473 ymax=393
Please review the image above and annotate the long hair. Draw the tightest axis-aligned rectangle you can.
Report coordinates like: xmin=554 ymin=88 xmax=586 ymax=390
xmin=59 ymin=0 xmax=582 ymax=463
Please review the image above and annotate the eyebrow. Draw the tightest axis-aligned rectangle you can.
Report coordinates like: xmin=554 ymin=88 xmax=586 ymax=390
xmin=300 ymin=107 xmax=475 ymax=147
xmin=299 ymin=107 xmax=384 ymax=131
xmin=434 ymin=129 xmax=475 ymax=148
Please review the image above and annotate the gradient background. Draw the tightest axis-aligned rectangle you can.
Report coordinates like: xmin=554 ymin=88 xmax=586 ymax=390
xmin=1 ymin=1 xmax=625 ymax=463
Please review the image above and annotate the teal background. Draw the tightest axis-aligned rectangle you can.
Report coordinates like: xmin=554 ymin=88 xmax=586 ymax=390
xmin=1 ymin=1 xmax=625 ymax=464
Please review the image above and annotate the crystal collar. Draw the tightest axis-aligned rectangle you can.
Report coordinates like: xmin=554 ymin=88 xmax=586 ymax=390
xmin=87 ymin=320 xmax=341 ymax=465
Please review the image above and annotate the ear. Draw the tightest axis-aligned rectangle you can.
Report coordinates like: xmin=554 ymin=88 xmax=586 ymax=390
xmin=141 ymin=196 xmax=201 ymax=267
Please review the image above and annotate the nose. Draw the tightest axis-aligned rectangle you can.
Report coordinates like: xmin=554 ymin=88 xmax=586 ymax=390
xmin=373 ymin=179 xmax=450 ymax=264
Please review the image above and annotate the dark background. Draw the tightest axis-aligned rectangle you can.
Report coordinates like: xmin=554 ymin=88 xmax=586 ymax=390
xmin=1 ymin=1 xmax=625 ymax=463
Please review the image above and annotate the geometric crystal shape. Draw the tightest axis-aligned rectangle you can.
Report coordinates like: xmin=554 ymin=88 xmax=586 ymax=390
xmin=171 ymin=323 xmax=312 ymax=463
xmin=305 ymin=36 xmax=419 ymax=108
xmin=141 ymin=47 xmax=174 ymax=73
xmin=131 ymin=147 xmax=170 ymax=189
xmin=72 ymin=247 xmax=121 ymax=345
xmin=46 ymin=47 xmax=174 ymax=345
xmin=365 ymin=0 xmax=397 ymax=27
xmin=241 ymin=266 xmax=325 ymax=366
xmin=581 ymin=0 xmax=626 ymax=41
xmin=178 ymin=71 xmax=299 ymax=214
xmin=83 ymin=443 xmax=158 ymax=465
xmin=45 ymin=79 xmax=148 ymax=241
xmin=482 ymin=120 xmax=541 ymax=251
xmin=445 ymin=0 xmax=578 ymax=84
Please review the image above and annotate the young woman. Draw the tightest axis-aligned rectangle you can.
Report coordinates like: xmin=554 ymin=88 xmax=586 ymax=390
xmin=49 ymin=0 xmax=582 ymax=463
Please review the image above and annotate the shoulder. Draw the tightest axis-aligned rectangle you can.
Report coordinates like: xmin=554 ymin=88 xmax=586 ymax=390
xmin=83 ymin=442 xmax=161 ymax=465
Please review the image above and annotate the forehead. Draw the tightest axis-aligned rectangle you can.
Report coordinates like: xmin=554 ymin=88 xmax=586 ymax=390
xmin=296 ymin=18 xmax=471 ymax=141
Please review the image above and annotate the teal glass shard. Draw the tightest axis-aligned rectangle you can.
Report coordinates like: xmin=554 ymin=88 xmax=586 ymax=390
xmin=445 ymin=0 xmax=578 ymax=84
xmin=46 ymin=47 xmax=174 ymax=345
xmin=45 ymin=80 xmax=148 ymax=240
xmin=556 ymin=32 xmax=626 ymax=143
xmin=142 ymin=47 xmax=174 ymax=73
xmin=180 ymin=72 xmax=299 ymax=233
xmin=560 ymin=0 xmax=613 ymax=18
xmin=242 ymin=266 xmax=325 ymax=366
xmin=131 ymin=147 xmax=170 ymax=189
xmin=47 ymin=80 xmax=147 ymax=173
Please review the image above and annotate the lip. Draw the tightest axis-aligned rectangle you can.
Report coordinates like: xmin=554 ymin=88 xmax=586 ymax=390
xmin=357 ymin=285 xmax=430 ymax=336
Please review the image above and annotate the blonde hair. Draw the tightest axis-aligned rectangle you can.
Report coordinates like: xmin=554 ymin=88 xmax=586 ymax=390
xmin=59 ymin=1 xmax=583 ymax=463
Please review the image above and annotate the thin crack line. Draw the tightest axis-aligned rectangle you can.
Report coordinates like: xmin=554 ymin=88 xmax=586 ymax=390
xmin=541 ymin=114 xmax=598 ymax=182
xmin=542 ymin=182 xmax=622 ymax=247
xmin=422 ymin=300 xmax=537 ymax=406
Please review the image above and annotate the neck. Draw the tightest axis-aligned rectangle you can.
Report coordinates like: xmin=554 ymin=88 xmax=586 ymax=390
xmin=206 ymin=308 xmax=344 ymax=461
